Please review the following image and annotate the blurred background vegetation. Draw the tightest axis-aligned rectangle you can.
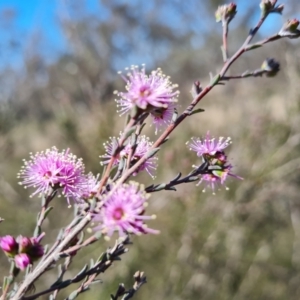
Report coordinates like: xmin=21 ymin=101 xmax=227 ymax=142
xmin=0 ymin=0 xmax=300 ymax=299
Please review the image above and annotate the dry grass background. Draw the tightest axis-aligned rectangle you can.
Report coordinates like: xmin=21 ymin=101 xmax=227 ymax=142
xmin=0 ymin=1 xmax=300 ymax=299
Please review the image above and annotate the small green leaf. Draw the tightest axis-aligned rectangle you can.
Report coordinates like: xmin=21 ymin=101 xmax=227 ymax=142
xmin=246 ymin=43 xmax=262 ymax=51
xmin=94 ymin=231 xmax=102 ymax=240
xmin=44 ymin=206 xmax=54 ymax=219
xmin=210 ymin=74 xmax=221 ymax=86
xmin=189 ymin=108 xmax=205 ymax=116
xmin=146 ymin=148 xmax=160 ymax=159
xmin=172 ymin=173 xmax=182 ymax=182
xmin=153 ymin=184 xmax=166 ymax=191
xmin=165 ymin=186 xmax=177 ymax=191
xmin=96 ymin=252 xmax=105 ymax=263
xmin=172 ymin=108 xmax=178 ymax=122
xmin=2 ymin=276 xmax=9 ymax=290
xmin=137 ymin=123 xmax=146 ymax=135
xmin=73 ymin=264 xmax=88 ymax=280
xmin=90 ymin=258 xmax=95 ymax=268
xmin=67 ymin=290 xmax=78 ymax=300
xmin=188 ymin=176 xmax=199 ymax=182
xmin=161 ymin=137 xmax=169 ymax=145
xmin=33 ymin=226 xmax=41 ymax=238
xmin=123 ymin=126 xmax=137 ymax=140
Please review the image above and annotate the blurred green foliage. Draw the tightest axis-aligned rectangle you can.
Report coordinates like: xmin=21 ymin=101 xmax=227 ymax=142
xmin=1 ymin=1 xmax=300 ymax=299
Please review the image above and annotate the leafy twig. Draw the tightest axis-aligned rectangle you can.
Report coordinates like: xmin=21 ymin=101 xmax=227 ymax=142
xmin=112 ymin=14 xmax=269 ymax=190
xmin=145 ymin=162 xmax=208 ymax=193
xmin=12 ymin=213 xmax=93 ymax=299
xmin=110 ymin=271 xmax=147 ymax=300
xmin=22 ymin=237 xmax=130 ymax=300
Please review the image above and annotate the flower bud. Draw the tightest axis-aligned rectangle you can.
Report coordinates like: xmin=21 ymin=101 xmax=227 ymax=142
xmin=215 ymin=3 xmax=237 ymax=25
xmin=29 ymin=244 xmax=44 ymax=260
xmin=17 ymin=236 xmax=32 ymax=253
xmin=190 ymin=81 xmax=202 ymax=98
xmin=279 ymin=19 xmax=300 ymax=39
xmin=115 ymin=283 xmax=126 ymax=297
xmin=260 ymin=0 xmax=276 ymax=12
xmin=260 ymin=0 xmax=284 ymax=17
xmin=0 ymin=235 xmax=18 ymax=257
xmin=15 ymin=253 xmax=31 ymax=270
xmin=261 ymin=58 xmax=280 ymax=77
xmin=28 ymin=234 xmax=45 ymax=260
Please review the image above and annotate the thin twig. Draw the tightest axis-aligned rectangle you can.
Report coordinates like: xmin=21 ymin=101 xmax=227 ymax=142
xmin=96 ymin=117 xmax=137 ymax=196
xmin=12 ymin=214 xmax=92 ymax=299
xmin=111 ymin=16 xmax=269 ymax=191
xmin=222 ymin=21 xmax=229 ymax=61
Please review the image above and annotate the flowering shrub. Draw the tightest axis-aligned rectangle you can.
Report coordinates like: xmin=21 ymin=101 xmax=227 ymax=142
xmin=0 ymin=1 xmax=299 ymax=299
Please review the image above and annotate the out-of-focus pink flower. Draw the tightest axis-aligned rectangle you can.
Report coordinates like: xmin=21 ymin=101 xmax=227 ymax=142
xmin=115 ymin=65 xmax=179 ymax=115
xmin=15 ymin=253 xmax=31 ymax=270
xmin=18 ymin=147 xmax=86 ymax=204
xmin=78 ymin=173 xmax=100 ymax=201
xmin=17 ymin=234 xmax=44 ymax=260
xmin=197 ymin=166 xmax=238 ymax=192
xmin=187 ymin=132 xmax=232 ymax=157
xmin=0 ymin=235 xmax=18 ymax=256
xmin=101 ymin=135 xmax=157 ymax=178
xmin=93 ymin=182 xmax=159 ymax=237
xmin=1 ymin=234 xmax=44 ymax=269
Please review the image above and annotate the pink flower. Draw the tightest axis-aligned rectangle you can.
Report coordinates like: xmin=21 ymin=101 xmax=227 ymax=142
xmin=150 ymin=102 xmax=176 ymax=134
xmin=1 ymin=234 xmax=44 ymax=269
xmin=15 ymin=253 xmax=31 ymax=270
xmin=187 ymin=132 xmax=242 ymax=192
xmin=78 ymin=173 xmax=100 ymax=201
xmin=101 ymin=136 xmax=119 ymax=167
xmin=115 ymin=65 xmax=179 ymax=115
xmin=0 ymin=235 xmax=18 ymax=256
xmin=101 ymin=135 xmax=157 ymax=178
xmin=187 ymin=132 xmax=232 ymax=157
xmin=17 ymin=234 xmax=44 ymax=260
xmin=18 ymin=147 xmax=86 ymax=204
xmin=93 ymin=182 xmax=159 ymax=237
xmin=197 ymin=166 xmax=238 ymax=193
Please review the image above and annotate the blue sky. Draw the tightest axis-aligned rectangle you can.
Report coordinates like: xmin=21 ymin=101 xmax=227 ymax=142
xmin=0 ymin=0 xmax=291 ymax=69
xmin=0 ymin=0 xmax=104 ymax=67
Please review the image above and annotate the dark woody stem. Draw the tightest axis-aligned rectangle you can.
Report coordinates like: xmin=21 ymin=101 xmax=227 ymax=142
xmin=145 ymin=162 xmax=208 ymax=193
xmin=110 ymin=271 xmax=147 ymax=300
xmin=21 ymin=237 xmax=130 ymax=300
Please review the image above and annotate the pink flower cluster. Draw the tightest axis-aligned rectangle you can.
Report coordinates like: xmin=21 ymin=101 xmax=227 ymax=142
xmin=18 ymin=147 xmax=99 ymax=204
xmin=93 ymin=182 xmax=159 ymax=237
xmin=101 ymin=135 xmax=157 ymax=178
xmin=187 ymin=132 xmax=242 ymax=192
xmin=115 ymin=65 xmax=179 ymax=133
xmin=0 ymin=234 xmax=44 ymax=270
